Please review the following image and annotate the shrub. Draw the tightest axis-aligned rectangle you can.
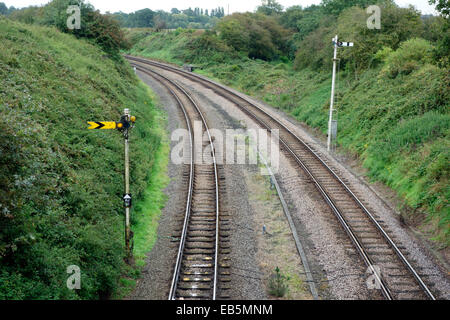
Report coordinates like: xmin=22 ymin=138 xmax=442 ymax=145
xmin=216 ymin=12 xmax=290 ymax=61
xmin=268 ymin=267 xmax=290 ymax=297
xmin=380 ymin=38 xmax=434 ymax=77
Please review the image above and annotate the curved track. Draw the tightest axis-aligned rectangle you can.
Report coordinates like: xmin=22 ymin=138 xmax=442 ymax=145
xmin=135 ymin=65 xmax=224 ymax=300
xmin=128 ymin=55 xmax=436 ymax=300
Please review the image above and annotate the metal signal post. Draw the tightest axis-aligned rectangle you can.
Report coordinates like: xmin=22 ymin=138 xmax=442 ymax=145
xmin=328 ymin=35 xmax=353 ymax=152
xmin=88 ymin=109 xmax=136 ymax=263
xmin=119 ymin=109 xmax=136 ymax=263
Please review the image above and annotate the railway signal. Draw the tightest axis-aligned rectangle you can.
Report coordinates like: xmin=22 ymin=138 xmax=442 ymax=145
xmin=328 ymin=35 xmax=353 ymax=152
xmin=88 ymin=121 xmax=117 ymax=130
xmin=336 ymin=41 xmax=354 ymax=47
xmin=87 ymin=109 xmax=136 ymax=263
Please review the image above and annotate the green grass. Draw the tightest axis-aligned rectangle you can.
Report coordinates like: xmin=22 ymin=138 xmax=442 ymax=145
xmin=131 ymin=94 xmax=170 ymax=268
xmin=128 ymin=30 xmax=449 ymax=246
xmin=0 ymin=17 xmax=168 ymax=299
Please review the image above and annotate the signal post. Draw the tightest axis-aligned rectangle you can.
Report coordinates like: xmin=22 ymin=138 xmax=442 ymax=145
xmin=88 ymin=109 xmax=136 ymax=263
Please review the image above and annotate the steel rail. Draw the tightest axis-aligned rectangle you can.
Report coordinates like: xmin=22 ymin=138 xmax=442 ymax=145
xmin=133 ymin=65 xmax=220 ymax=300
xmin=128 ymin=55 xmax=435 ymax=300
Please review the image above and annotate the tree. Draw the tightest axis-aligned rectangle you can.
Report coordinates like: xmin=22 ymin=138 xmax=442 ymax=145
xmin=280 ymin=4 xmax=324 ymax=41
xmin=171 ymin=8 xmax=180 ymax=15
xmin=429 ymin=0 xmax=450 ymax=17
xmin=321 ymin=0 xmax=389 ymax=15
xmin=9 ymin=6 xmax=44 ymax=24
xmin=154 ymin=14 xmax=167 ymax=31
xmin=0 ymin=2 xmax=7 ymax=15
xmin=216 ymin=12 xmax=290 ymax=60
xmin=428 ymin=0 xmax=449 ymax=66
xmin=279 ymin=5 xmax=304 ymax=30
xmin=257 ymin=0 xmax=283 ymax=16
xmin=7 ymin=6 xmax=16 ymax=15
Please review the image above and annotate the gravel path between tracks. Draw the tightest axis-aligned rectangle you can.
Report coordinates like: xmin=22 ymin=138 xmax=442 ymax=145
xmin=144 ymin=64 xmax=450 ymax=300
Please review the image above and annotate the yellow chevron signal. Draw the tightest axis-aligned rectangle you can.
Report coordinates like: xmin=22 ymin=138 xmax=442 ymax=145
xmin=88 ymin=121 xmax=117 ymax=130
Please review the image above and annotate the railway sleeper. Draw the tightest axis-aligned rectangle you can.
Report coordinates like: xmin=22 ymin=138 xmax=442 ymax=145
xmin=184 ymin=242 xmax=215 ymax=249
xmin=184 ymin=248 xmax=215 ymax=255
xmin=180 ymin=277 xmax=212 ymax=283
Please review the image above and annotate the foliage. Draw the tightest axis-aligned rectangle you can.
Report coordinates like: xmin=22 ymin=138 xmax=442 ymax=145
xmin=294 ymin=3 xmax=425 ymax=73
xmin=426 ymin=2 xmax=450 ymax=67
xmin=379 ymin=38 xmax=434 ymax=77
xmin=9 ymin=0 xmax=130 ymax=56
xmin=217 ymin=13 xmax=290 ymax=60
xmin=0 ymin=2 xmax=15 ymax=15
xmin=113 ymin=7 xmax=223 ymax=30
xmin=268 ymin=267 xmax=290 ymax=297
xmin=114 ymin=9 xmax=154 ymax=28
xmin=256 ymin=0 xmax=284 ymax=16
xmin=0 ymin=2 xmax=6 ymax=15
xmin=429 ymin=0 xmax=450 ymax=17
xmin=9 ymin=6 xmax=43 ymax=24
xmin=0 ymin=18 xmax=164 ymax=299
xmin=321 ymin=0 xmax=390 ymax=15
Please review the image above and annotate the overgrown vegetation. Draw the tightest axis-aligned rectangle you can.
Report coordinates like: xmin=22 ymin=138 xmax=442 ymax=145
xmin=0 ymin=17 xmax=166 ymax=299
xmin=6 ymin=0 xmax=130 ymax=57
xmin=128 ymin=0 xmax=449 ymax=245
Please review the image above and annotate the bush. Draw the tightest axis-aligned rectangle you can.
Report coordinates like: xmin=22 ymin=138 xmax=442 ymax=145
xmin=380 ymin=38 xmax=434 ymax=77
xmin=216 ymin=13 xmax=290 ymax=61
xmin=184 ymin=31 xmax=237 ymax=64
xmin=268 ymin=267 xmax=290 ymax=297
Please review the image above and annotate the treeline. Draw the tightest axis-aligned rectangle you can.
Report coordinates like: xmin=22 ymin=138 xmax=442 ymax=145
xmin=0 ymin=2 xmax=16 ymax=15
xmin=4 ymin=0 xmax=129 ymax=56
xmin=179 ymin=0 xmax=448 ymax=68
xmin=112 ymin=6 xmax=225 ymax=29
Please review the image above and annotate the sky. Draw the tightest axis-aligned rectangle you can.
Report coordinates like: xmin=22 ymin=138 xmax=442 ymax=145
xmin=2 ymin=0 xmax=439 ymax=15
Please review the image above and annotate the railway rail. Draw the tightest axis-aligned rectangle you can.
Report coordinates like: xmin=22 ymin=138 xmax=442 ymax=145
xmin=127 ymin=55 xmax=436 ymax=300
xmin=133 ymin=65 xmax=227 ymax=300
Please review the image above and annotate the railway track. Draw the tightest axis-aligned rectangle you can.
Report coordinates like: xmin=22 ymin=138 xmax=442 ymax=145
xmin=133 ymin=65 xmax=229 ymax=300
xmin=127 ymin=55 xmax=436 ymax=300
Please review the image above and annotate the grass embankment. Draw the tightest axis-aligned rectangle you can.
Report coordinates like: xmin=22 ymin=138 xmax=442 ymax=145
xmin=128 ymin=30 xmax=449 ymax=246
xmin=0 ymin=18 xmax=168 ymax=299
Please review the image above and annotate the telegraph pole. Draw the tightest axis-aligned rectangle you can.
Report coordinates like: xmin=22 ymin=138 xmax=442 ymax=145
xmin=327 ymin=35 xmax=353 ymax=152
